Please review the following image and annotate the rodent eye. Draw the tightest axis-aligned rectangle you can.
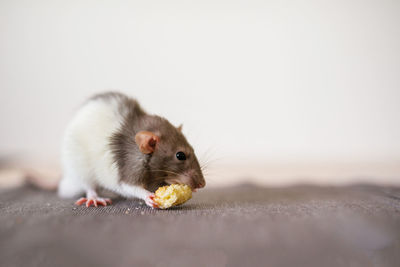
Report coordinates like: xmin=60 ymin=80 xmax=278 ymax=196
xmin=176 ymin=151 xmax=186 ymax=161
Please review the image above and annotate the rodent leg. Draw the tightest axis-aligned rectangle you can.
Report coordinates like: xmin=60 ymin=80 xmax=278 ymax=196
xmin=119 ymin=183 xmax=159 ymax=208
xmin=75 ymin=188 xmax=112 ymax=207
xmin=58 ymin=176 xmax=85 ymax=198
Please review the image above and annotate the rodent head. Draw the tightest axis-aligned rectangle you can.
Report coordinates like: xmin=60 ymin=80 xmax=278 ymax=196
xmin=135 ymin=118 xmax=206 ymax=191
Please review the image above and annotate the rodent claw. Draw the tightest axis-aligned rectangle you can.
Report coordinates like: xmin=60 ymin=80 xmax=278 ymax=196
xmin=75 ymin=197 xmax=112 ymax=208
xmin=145 ymin=194 xmax=159 ymax=209
xmin=75 ymin=197 xmax=86 ymax=205
xmin=86 ymin=199 xmax=93 ymax=207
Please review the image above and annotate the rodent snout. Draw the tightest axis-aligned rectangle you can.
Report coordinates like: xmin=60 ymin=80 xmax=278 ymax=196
xmin=195 ymin=180 xmax=206 ymax=189
xmin=165 ymin=172 xmax=206 ymax=190
xmin=188 ymin=171 xmax=206 ymax=189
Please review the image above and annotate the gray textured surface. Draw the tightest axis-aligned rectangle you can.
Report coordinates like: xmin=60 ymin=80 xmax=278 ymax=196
xmin=1 ymin=184 xmax=400 ymax=267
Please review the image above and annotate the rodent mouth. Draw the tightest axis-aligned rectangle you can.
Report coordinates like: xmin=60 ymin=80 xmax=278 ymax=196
xmin=164 ymin=176 xmax=201 ymax=192
xmin=165 ymin=179 xmax=183 ymax=185
xmin=165 ymin=176 xmax=194 ymax=190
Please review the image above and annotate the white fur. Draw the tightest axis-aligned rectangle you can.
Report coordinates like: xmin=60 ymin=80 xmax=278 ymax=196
xmin=58 ymin=97 xmax=149 ymax=201
xmin=119 ymin=183 xmax=151 ymax=199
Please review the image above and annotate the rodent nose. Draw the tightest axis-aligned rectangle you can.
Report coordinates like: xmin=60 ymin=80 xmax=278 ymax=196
xmin=197 ymin=180 xmax=206 ymax=188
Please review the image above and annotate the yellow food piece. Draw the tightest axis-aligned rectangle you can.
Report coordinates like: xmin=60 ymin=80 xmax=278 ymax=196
xmin=154 ymin=184 xmax=192 ymax=209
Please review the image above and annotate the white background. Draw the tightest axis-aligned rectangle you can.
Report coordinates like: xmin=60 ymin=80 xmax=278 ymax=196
xmin=1 ymin=0 xmax=399 ymax=184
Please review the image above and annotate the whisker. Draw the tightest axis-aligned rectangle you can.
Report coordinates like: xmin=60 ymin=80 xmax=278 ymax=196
xmin=148 ymin=169 xmax=181 ymax=176
xmin=151 ymin=175 xmax=172 ymax=182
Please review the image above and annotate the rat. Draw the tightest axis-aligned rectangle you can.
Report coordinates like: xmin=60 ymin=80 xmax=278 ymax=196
xmin=58 ymin=92 xmax=206 ymax=208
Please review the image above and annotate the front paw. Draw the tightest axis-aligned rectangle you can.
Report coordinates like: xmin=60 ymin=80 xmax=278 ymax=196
xmin=145 ymin=193 xmax=159 ymax=209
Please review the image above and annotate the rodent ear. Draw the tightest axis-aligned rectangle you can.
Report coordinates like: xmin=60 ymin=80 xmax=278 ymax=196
xmin=177 ymin=124 xmax=183 ymax=132
xmin=135 ymin=131 xmax=160 ymax=154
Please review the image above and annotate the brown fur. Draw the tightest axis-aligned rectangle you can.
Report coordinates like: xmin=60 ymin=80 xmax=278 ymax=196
xmin=95 ymin=92 xmax=205 ymax=192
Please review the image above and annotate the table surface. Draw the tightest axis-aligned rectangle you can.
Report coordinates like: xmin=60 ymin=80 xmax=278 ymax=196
xmin=1 ymin=184 xmax=400 ymax=267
